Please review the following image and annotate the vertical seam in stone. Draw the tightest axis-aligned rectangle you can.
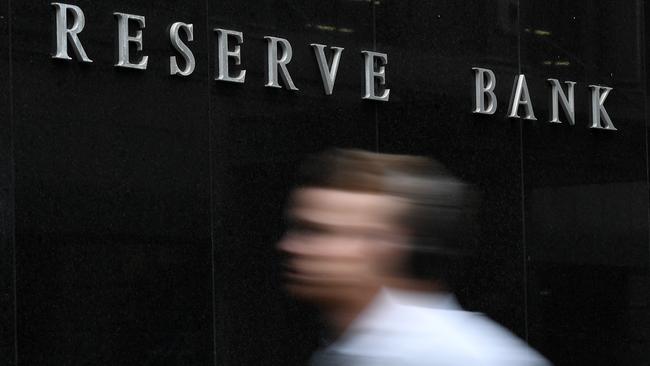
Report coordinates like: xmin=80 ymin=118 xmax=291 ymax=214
xmin=516 ymin=0 xmax=530 ymax=343
xmin=8 ymin=0 xmax=17 ymax=363
xmin=372 ymin=1 xmax=379 ymax=152
xmin=205 ymin=1 xmax=219 ymax=365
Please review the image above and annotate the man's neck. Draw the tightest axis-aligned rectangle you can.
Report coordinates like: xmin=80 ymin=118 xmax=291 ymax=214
xmin=321 ymin=286 xmax=380 ymax=338
xmin=321 ymin=279 xmax=447 ymax=338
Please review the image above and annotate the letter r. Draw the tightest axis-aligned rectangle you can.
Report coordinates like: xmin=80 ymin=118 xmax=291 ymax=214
xmin=52 ymin=2 xmax=92 ymax=62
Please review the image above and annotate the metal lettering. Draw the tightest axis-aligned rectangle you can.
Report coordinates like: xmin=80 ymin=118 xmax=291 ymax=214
xmin=508 ymin=74 xmax=536 ymax=120
xmin=114 ymin=12 xmax=148 ymax=70
xmin=264 ymin=36 xmax=298 ymax=90
xmin=547 ymin=79 xmax=576 ymax=125
xmin=361 ymin=51 xmax=390 ymax=102
xmin=589 ymin=85 xmax=616 ymax=130
xmin=310 ymin=44 xmax=344 ymax=95
xmin=215 ymin=29 xmax=246 ymax=83
xmin=169 ymin=22 xmax=195 ymax=76
xmin=472 ymin=67 xmax=497 ymax=114
xmin=51 ymin=2 xmax=92 ymax=62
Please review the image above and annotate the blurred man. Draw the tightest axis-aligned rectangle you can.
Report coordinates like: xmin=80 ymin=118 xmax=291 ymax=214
xmin=278 ymin=149 xmax=550 ymax=366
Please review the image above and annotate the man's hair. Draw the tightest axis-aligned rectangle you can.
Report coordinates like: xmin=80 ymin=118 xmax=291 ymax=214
xmin=298 ymin=148 xmax=479 ymax=285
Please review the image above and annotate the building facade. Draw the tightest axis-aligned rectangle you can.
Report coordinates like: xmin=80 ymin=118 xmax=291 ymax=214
xmin=0 ymin=1 xmax=649 ymax=365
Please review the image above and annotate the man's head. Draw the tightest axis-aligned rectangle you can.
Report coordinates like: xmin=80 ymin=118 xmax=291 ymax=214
xmin=278 ymin=149 xmax=477 ymax=305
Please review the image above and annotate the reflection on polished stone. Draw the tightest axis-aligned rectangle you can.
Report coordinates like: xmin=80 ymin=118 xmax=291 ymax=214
xmin=521 ymin=1 xmax=650 ymax=365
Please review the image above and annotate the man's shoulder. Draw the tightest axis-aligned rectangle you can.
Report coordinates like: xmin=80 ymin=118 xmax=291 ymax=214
xmin=406 ymin=307 xmax=549 ymax=365
xmin=333 ymin=290 xmax=551 ymax=366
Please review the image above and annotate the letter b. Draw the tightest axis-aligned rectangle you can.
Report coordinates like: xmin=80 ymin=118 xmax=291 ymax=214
xmin=472 ymin=67 xmax=497 ymax=114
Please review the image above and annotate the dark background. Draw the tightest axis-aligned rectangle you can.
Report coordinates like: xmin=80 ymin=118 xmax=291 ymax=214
xmin=1 ymin=0 xmax=649 ymax=365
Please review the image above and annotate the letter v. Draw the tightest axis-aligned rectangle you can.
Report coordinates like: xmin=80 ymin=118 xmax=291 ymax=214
xmin=310 ymin=44 xmax=344 ymax=95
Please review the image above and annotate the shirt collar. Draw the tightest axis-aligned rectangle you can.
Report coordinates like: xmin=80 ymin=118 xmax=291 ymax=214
xmin=328 ymin=287 xmax=462 ymax=353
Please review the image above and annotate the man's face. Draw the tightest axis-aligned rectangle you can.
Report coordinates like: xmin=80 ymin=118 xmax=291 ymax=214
xmin=278 ymin=187 xmax=409 ymax=304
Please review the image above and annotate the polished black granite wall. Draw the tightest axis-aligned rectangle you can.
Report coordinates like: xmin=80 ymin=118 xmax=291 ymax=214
xmin=0 ymin=0 xmax=14 ymax=365
xmin=1 ymin=1 xmax=649 ymax=365
xmin=11 ymin=1 xmax=212 ymax=364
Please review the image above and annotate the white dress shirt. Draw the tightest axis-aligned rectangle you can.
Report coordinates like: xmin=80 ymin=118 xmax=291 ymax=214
xmin=311 ymin=288 xmax=551 ymax=366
